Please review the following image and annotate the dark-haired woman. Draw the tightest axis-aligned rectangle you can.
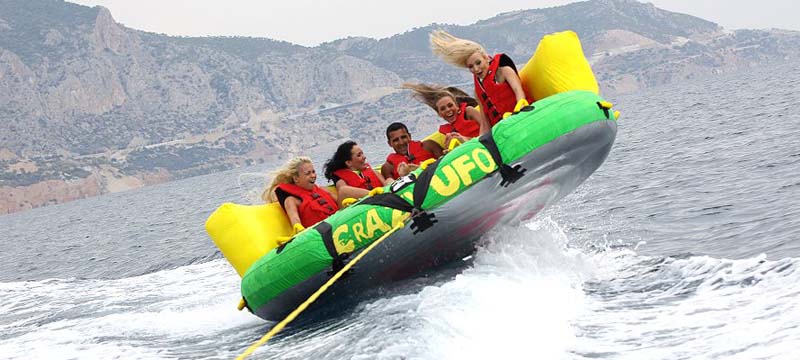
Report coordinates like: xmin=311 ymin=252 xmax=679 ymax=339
xmin=324 ymin=141 xmax=388 ymax=205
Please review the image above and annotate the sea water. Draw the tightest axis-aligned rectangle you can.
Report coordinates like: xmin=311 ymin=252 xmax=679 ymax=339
xmin=1 ymin=60 xmax=798 ymax=359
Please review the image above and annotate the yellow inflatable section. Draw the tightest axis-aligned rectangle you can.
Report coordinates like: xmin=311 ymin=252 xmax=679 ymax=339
xmin=422 ymin=131 xmax=447 ymax=148
xmin=519 ymin=30 xmax=599 ymax=101
xmin=205 ymin=202 xmax=292 ymax=277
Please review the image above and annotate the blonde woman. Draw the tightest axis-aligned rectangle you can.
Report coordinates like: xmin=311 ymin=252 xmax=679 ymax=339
xmin=402 ymin=83 xmax=489 ymax=150
xmin=263 ymin=157 xmax=338 ymax=233
xmin=430 ymin=30 xmax=529 ymax=126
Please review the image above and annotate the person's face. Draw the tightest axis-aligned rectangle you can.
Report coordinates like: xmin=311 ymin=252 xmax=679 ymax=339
xmin=466 ymin=51 xmax=489 ymax=79
xmin=293 ymin=162 xmax=316 ymax=190
xmin=435 ymin=96 xmax=458 ymax=124
xmin=346 ymin=144 xmax=367 ymax=170
xmin=387 ymin=128 xmax=411 ymax=155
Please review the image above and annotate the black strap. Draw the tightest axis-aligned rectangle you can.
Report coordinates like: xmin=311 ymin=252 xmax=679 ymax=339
xmin=407 ymin=159 xmax=440 ymax=233
xmin=362 ymin=163 xmax=440 ymax=234
xmin=410 ymin=209 xmax=437 ymax=234
xmin=412 ymin=159 xmax=438 ymax=209
xmin=359 ymin=193 xmax=414 ymax=213
xmin=596 ymin=101 xmax=610 ymax=119
xmin=315 ymin=222 xmax=338 ymax=259
xmin=313 ymin=221 xmax=354 ymax=276
xmin=479 ymin=132 xmax=526 ymax=187
xmin=327 ymin=252 xmax=351 ymax=277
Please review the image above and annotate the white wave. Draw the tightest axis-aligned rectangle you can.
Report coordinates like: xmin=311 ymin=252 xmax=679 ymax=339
xmin=411 ymin=218 xmax=594 ymax=360
xmin=261 ymin=217 xmax=596 ymax=360
xmin=572 ymin=252 xmax=800 ymax=359
xmin=0 ymin=260 xmax=262 ymax=360
xmin=256 ymin=217 xmax=800 ymax=360
xmin=5 ymin=217 xmax=799 ymax=360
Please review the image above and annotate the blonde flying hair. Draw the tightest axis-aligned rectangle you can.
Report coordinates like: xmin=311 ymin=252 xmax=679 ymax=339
xmin=262 ymin=156 xmax=313 ymax=203
xmin=429 ymin=30 xmax=486 ymax=68
xmin=402 ymin=83 xmax=477 ymax=110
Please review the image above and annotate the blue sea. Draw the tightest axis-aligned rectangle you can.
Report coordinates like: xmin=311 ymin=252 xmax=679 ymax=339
xmin=1 ymin=60 xmax=799 ymax=359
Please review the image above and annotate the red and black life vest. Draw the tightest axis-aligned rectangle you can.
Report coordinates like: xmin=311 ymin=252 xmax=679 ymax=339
xmin=474 ymin=53 xmax=518 ymax=126
xmin=332 ymin=163 xmax=383 ymax=190
xmin=275 ymin=183 xmax=339 ymax=227
xmin=438 ymin=102 xmax=480 ymax=138
xmin=385 ymin=141 xmax=434 ymax=179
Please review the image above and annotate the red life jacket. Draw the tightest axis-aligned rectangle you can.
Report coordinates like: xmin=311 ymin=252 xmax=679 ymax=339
xmin=333 ymin=163 xmax=383 ymax=190
xmin=385 ymin=141 xmax=434 ymax=179
xmin=438 ymin=102 xmax=480 ymax=138
xmin=474 ymin=53 xmax=518 ymax=126
xmin=275 ymin=183 xmax=339 ymax=227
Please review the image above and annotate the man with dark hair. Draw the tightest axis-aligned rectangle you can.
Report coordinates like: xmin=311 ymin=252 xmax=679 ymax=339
xmin=381 ymin=122 xmax=436 ymax=181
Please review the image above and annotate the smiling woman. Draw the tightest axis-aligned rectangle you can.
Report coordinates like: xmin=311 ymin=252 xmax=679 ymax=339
xmin=323 ymin=141 xmax=388 ymax=206
xmin=264 ymin=157 xmax=338 ymax=231
xmin=402 ymin=83 xmax=488 ymax=151
xmin=430 ymin=30 xmax=529 ymax=125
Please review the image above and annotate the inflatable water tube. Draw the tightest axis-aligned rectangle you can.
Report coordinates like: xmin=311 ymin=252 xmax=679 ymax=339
xmin=205 ymin=31 xmax=618 ymax=321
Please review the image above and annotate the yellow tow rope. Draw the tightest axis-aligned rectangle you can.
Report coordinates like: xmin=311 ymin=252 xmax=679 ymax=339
xmin=236 ymin=216 xmax=409 ymax=359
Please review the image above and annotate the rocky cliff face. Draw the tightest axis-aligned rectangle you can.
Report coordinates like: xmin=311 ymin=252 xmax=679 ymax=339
xmin=1 ymin=0 xmax=799 ymax=213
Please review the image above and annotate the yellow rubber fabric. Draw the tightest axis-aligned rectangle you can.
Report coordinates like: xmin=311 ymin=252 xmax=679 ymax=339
xmin=519 ymin=30 xmax=599 ymax=101
xmin=205 ymin=202 xmax=292 ymax=277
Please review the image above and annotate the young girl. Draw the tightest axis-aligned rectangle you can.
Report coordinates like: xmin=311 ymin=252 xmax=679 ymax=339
xmin=429 ymin=30 xmax=529 ymax=126
xmin=402 ymin=83 xmax=489 ymax=150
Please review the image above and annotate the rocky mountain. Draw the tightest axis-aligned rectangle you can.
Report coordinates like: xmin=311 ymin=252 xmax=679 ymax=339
xmin=1 ymin=0 xmax=799 ymax=213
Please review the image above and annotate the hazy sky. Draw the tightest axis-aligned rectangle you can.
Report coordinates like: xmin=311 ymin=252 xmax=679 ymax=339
xmin=67 ymin=0 xmax=798 ymax=46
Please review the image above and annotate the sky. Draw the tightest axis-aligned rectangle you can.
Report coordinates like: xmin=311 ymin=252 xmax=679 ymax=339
xmin=67 ymin=0 xmax=798 ymax=47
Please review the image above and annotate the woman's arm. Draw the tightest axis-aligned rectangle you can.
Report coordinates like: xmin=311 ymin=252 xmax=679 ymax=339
xmin=397 ymin=163 xmax=419 ymax=177
xmin=375 ymin=169 xmax=389 ymax=186
xmin=322 ymin=186 xmax=338 ymax=205
xmin=465 ymin=106 xmax=491 ymax=135
xmin=423 ymin=139 xmax=444 ymax=159
xmin=498 ymin=66 xmax=526 ymax=103
xmin=283 ymin=196 xmax=303 ymax=227
xmin=335 ymin=179 xmax=369 ymax=206
xmin=381 ymin=161 xmax=396 ymax=183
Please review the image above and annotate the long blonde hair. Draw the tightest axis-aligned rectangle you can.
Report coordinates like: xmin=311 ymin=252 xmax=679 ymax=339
xmin=262 ymin=156 xmax=313 ymax=203
xmin=401 ymin=83 xmax=453 ymax=111
xmin=402 ymin=83 xmax=478 ymax=110
xmin=429 ymin=30 xmax=485 ymax=68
